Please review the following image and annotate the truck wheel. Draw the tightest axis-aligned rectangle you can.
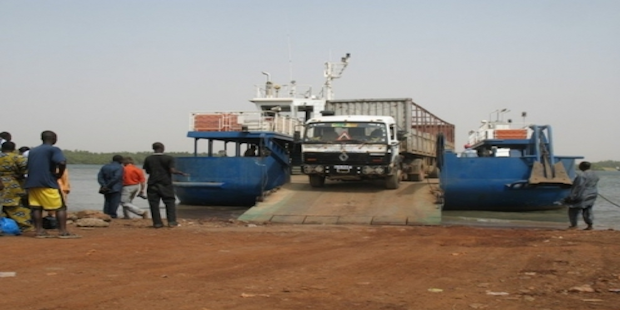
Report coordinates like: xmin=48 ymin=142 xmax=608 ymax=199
xmin=407 ymin=172 xmax=425 ymax=182
xmin=309 ymin=175 xmax=325 ymax=187
xmin=385 ymin=170 xmax=401 ymax=189
xmin=408 ymin=159 xmax=425 ymax=181
xmin=427 ymin=165 xmax=439 ymax=178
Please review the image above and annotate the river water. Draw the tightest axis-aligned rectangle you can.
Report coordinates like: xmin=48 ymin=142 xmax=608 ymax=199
xmin=66 ymin=165 xmax=620 ymax=229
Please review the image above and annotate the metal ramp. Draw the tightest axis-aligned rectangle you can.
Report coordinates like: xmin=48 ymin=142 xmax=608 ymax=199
xmin=238 ymin=175 xmax=441 ymax=225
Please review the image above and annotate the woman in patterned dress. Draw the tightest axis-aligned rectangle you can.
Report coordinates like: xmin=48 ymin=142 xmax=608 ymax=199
xmin=0 ymin=141 xmax=31 ymax=231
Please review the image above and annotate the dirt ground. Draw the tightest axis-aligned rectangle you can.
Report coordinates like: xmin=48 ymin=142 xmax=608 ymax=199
xmin=2 ymin=218 xmax=620 ymax=310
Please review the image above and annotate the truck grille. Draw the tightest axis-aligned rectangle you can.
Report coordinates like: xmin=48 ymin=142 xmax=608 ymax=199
xmin=303 ymin=152 xmax=389 ymax=165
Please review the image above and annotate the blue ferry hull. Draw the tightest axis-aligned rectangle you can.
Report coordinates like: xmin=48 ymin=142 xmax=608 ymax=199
xmin=171 ymin=128 xmax=295 ymax=207
xmin=440 ymin=151 xmax=578 ymax=211
xmin=173 ymin=156 xmax=290 ymax=206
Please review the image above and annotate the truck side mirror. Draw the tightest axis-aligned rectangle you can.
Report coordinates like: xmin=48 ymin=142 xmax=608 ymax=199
xmin=397 ymin=130 xmax=407 ymax=141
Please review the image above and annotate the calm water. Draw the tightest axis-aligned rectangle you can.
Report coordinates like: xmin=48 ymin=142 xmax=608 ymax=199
xmin=67 ymin=165 xmax=620 ymax=229
xmin=68 ymin=164 xmax=150 ymax=215
xmin=594 ymin=171 xmax=620 ymax=229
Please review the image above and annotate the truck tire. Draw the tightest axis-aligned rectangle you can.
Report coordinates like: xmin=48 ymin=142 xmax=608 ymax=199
xmin=408 ymin=172 xmax=425 ymax=182
xmin=385 ymin=170 xmax=401 ymax=189
xmin=408 ymin=159 xmax=425 ymax=181
xmin=309 ymin=175 xmax=325 ymax=187
xmin=427 ymin=165 xmax=439 ymax=178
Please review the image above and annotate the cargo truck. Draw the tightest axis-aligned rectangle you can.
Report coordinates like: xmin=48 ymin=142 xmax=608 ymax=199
xmin=301 ymin=98 xmax=455 ymax=189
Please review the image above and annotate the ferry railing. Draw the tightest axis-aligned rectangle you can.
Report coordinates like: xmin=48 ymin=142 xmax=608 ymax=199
xmin=254 ymin=83 xmax=316 ymax=99
xmin=190 ymin=111 xmax=303 ymax=136
xmin=469 ymin=121 xmax=530 ymax=145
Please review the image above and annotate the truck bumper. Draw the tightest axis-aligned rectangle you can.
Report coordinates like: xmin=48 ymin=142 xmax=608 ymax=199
xmin=302 ymin=164 xmax=395 ymax=177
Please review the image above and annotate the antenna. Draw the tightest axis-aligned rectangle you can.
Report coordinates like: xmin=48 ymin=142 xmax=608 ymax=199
xmin=287 ymin=27 xmax=293 ymax=83
xmin=285 ymin=13 xmax=294 ymax=86
xmin=489 ymin=108 xmax=509 ymax=122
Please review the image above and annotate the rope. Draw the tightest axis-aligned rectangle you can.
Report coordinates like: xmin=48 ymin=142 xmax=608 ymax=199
xmin=598 ymin=193 xmax=620 ymax=208
xmin=425 ymin=175 xmax=439 ymax=191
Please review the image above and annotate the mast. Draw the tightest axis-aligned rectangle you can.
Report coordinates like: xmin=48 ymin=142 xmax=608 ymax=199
xmin=324 ymin=53 xmax=351 ymax=100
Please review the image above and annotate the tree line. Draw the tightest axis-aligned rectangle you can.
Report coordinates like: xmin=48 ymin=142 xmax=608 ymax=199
xmin=63 ymin=150 xmax=197 ymax=165
xmin=590 ymin=160 xmax=620 ymax=171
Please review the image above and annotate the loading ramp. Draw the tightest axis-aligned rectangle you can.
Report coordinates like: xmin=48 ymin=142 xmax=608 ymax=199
xmin=238 ymin=175 xmax=441 ymax=225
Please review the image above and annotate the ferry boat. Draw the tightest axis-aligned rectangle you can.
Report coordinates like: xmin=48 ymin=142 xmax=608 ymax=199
xmin=172 ymin=54 xmax=351 ymax=206
xmin=438 ymin=112 xmax=583 ymax=211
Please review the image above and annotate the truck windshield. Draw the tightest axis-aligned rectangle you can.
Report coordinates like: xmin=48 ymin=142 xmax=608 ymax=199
xmin=303 ymin=122 xmax=387 ymax=143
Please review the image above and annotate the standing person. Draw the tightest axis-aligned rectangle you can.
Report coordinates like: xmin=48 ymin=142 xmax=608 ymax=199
xmin=18 ymin=146 xmax=30 ymax=157
xmin=17 ymin=146 xmax=31 ymax=216
xmin=0 ymin=177 xmax=3 ymax=235
xmin=0 ymin=141 xmax=32 ymax=232
xmin=57 ymin=168 xmax=70 ymax=204
xmin=143 ymin=142 xmax=187 ymax=228
xmin=120 ymin=156 xmax=148 ymax=219
xmin=25 ymin=130 xmax=79 ymax=238
xmin=244 ymin=145 xmax=257 ymax=157
xmin=565 ymin=161 xmax=599 ymax=230
xmin=0 ymin=179 xmax=2 ymax=237
xmin=0 ymin=131 xmax=11 ymax=146
xmin=97 ymin=155 xmax=124 ymax=219
xmin=46 ymin=168 xmax=71 ymax=222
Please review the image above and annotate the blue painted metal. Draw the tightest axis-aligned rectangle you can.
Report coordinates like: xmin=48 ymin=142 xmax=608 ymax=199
xmin=173 ymin=131 xmax=292 ymax=206
xmin=440 ymin=125 xmax=583 ymax=211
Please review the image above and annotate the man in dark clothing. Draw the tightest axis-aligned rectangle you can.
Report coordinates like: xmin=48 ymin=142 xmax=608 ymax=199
xmin=143 ymin=142 xmax=187 ymax=228
xmin=244 ymin=145 xmax=257 ymax=157
xmin=565 ymin=161 xmax=599 ymax=230
xmin=97 ymin=155 xmax=124 ymax=218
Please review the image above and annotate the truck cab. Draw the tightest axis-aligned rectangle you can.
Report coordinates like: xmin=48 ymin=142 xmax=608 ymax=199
xmin=301 ymin=115 xmax=403 ymax=189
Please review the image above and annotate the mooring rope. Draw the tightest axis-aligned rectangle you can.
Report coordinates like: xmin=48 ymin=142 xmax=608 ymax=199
xmin=426 ymin=176 xmax=439 ymax=191
xmin=598 ymin=193 xmax=620 ymax=208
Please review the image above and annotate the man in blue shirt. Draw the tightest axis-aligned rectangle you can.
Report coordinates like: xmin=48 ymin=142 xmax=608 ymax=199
xmin=97 ymin=155 xmax=124 ymax=218
xmin=25 ymin=130 xmax=80 ymax=238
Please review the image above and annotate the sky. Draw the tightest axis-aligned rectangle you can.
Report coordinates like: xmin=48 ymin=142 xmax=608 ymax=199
xmin=1 ymin=0 xmax=618 ymax=161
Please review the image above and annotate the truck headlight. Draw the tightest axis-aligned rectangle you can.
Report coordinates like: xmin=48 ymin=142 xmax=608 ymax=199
xmin=363 ymin=166 xmax=374 ymax=174
xmin=374 ymin=167 xmax=384 ymax=174
xmin=315 ymin=165 xmax=324 ymax=173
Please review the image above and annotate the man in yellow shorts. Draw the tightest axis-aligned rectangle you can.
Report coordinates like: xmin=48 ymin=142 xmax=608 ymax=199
xmin=25 ymin=130 xmax=80 ymax=239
